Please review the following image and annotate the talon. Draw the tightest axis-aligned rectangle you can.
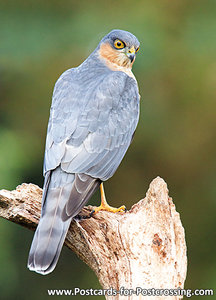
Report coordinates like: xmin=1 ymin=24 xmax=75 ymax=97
xmin=74 ymin=213 xmax=92 ymax=220
xmin=89 ymin=210 xmax=95 ymax=217
xmin=74 ymin=214 xmax=82 ymax=221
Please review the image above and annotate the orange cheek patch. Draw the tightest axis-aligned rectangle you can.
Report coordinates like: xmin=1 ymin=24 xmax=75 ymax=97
xmin=99 ymin=42 xmax=120 ymax=65
xmin=99 ymin=42 xmax=131 ymax=68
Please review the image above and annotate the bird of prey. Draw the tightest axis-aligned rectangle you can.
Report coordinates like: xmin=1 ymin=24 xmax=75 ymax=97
xmin=28 ymin=29 xmax=140 ymax=275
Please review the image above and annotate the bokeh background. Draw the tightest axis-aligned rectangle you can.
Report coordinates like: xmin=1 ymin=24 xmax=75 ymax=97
xmin=0 ymin=0 xmax=216 ymax=299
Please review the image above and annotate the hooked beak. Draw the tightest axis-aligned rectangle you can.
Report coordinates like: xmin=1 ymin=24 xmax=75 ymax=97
xmin=126 ymin=46 xmax=136 ymax=63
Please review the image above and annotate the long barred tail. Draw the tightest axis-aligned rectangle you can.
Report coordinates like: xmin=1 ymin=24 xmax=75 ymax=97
xmin=27 ymin=167 xmax=100 ymax=275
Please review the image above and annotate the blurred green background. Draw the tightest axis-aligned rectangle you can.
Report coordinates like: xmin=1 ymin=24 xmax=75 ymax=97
xmin=0 ymin=0 xmax=216 ymax=299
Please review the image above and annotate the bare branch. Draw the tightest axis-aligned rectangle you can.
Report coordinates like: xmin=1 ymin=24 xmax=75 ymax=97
xmin=0 ymin=177 xmax=187 ymax=299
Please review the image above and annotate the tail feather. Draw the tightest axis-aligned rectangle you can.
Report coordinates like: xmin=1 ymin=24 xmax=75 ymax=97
xmin=28 ymin=184 xmax=72 ymax=274
xmin=63 ymin=173 xmax=101 ymax=220
xmin=27 ymin=168 xmax=100 ymax=275
xmin=28 ymin=218 xmax=72 ymax=274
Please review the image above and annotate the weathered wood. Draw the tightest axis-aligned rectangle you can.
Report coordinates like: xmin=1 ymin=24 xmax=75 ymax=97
xmin=0 ymin=177 xmax=187 ymax=299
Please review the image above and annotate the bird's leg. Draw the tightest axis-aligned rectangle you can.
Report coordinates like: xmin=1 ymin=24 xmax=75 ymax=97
xmin=90 ymin=183 xmax=126 ymax=215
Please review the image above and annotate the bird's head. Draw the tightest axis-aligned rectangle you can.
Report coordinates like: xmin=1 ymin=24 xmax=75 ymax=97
xmin=98 ymin=29 xmax=140 ymax=69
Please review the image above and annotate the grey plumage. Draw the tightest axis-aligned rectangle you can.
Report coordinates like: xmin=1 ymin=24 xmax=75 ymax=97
xmin=28 ymin=29 xmax=140 ymax=275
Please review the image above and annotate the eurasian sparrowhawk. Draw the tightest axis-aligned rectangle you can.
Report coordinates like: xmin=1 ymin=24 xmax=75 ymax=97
xmin=28 ymin=29 xmax=140 ymax=274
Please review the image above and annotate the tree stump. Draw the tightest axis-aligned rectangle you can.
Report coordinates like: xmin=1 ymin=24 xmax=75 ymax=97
xmin=0 ymin=177 xmax=187 ymax=299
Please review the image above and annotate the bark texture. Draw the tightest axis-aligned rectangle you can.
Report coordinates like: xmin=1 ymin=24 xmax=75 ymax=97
xmin=0 ymin=177 xmax=187 ymax=299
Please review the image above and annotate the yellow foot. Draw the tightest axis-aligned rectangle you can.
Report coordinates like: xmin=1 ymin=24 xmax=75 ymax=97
xmin=90 ymin=183 xmax=126 ymax=216
xmin=91 ymin=204 xmax=126 ymax=215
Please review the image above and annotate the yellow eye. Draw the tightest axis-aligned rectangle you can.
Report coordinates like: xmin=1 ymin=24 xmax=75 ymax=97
xmin=136 ymin=47 xmax=140 ymax=53
xmin=114 ymin=39 xmax=125 ymax=49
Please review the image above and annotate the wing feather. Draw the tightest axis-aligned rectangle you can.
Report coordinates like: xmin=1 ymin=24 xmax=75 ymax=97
xmin=44 ymin=67 xmax=139 ymax=181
